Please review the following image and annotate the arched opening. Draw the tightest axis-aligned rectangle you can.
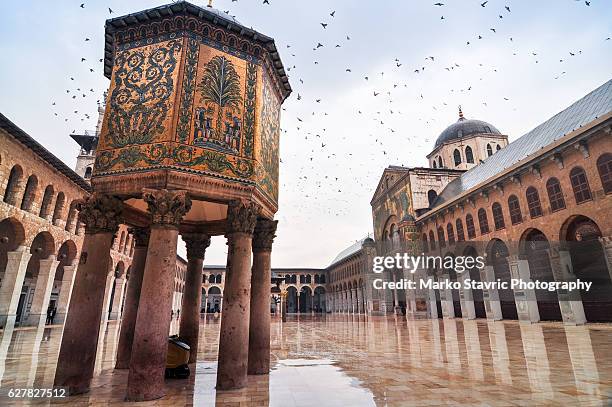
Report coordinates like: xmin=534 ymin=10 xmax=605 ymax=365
xmin=422 ymin=233 xmax=429 ymax=252
xmin=496 ymin=144 xmax=501 ymax=151
xmin=54 ymin=240 xmax=77 ymax=282
xmin=488 ymin=239 xmax=517 ymax=320
xmin=84 ymin=166 xmax=93 ymax=179
xmin=52 ymin=192 xmax=65 ymax=224
xmin=486 ymin=144 xmax=493 ymax=157
xmin=455 ymin=219 xmax=465 ymax=242
xmin=466 ymin=214 xmax=476 ymax=239
xmin=507 ymin=195 xmax=522 ymax=225
xmin=39 ymin=185 xmax=54 ymax=219
xmin=215 ymin=274 xmax=222 ymax=284
xmin=286 ymin=286 xmax=298 ymax=313
xmin=300 ymin=286 xmax=313 ymax=313
xmin=526 ymin=187 xmax=543 ymax=218
xmin=465 ymin=146 xmax=474 ymax=164
xmin=3 ymin=165 xmax=23 ymax=205
xmin=569 ymin=167 xmax=592 ymax=204
xmin=444 ymin=252 xmax=462 ymax=317
xmin=546 ymin=177 xmax=566 ymax=212
xmin=453 ymin=149 xmax=462 ymax=166
xmin=19 ymin=232 xmax=55 ymax=324
xmin=446 ymin=223 xmax=455 ymax=245
xmin=65 ymin=201 xmax=79 ymax=233
xmin=563 ymin=216 xmax=612 ymax=322
xmin=464 ymin=246 xmax=486 ymax=318
xmin=314 ymin=286 xmax=326 ymax=313
xmin=0 ymin=218 xmax=26 ymax=283
xmin=597 ymin=153 xmax=612 ymax=194
xmin=477 ymin=208 xmax=490 ymax=234
xmin=432 ymin=161 xmax=437 ymax=169
xmin=428 ymin=230 xmax=436 ymax=250
xmin=521 ymin=229 xmax=561 ymax=321
xmin=20 ymin=175 xmax=38 ymax=212
xmin=438 ymin=156 xmax=443 ymax=168
xmin=437 ymin=225 xmax=446 ymax=248
xmin=207 ymin=286 xmax=222 ymax=313
xmin=492 ymin=202 xmax=505 ymax=230
xmin=427 ymin=190 xmax=438 ymax=207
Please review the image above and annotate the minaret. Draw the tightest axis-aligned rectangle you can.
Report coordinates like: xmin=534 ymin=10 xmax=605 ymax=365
xmin=70 ymin=96 xmax=105 ymax=181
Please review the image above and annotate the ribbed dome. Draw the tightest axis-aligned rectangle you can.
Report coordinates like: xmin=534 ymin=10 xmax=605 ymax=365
xmin=434 ymin=108 xmax=501 ymax=148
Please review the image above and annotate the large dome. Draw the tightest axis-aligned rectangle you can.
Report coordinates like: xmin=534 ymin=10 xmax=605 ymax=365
xmin=434 ymin=108 xmax=501 ymax=148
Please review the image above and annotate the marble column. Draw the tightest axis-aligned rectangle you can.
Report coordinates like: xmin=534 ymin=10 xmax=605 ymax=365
xmin=126 ymin=190 xmax=191 ymax=401
xmin=55 ymin=262 xmax=78 ymax=324
xmin=216 ymin=201 xmax=258 ymax=390
xmin=100 ymin=271 xmax=115 ymax=325
xmin=481 ymin=265 xmax=503 ymax=321
xmin=0 ymin=246 xmax=31 ymax=327
xmin=459 ymin=271 xmax=476 ymax=320
xmin=108 ymin=277 xmax=127 ymax=320
xmin=548 ymin=243 xmax=586 ymax=325
xmin=25 ymin=256 xmax=60 ymax=326
xmin=179 ymin=233 xmax=211 ymax=364
xmin=508 ymin=255 xmax=540 ymax=323
xmin=248 ymin=218 xmax=277 ymax=375
xmin=115 ymin=227 xmax=149 ymax=369
xmin=54 ymin=194 xmax=123 ymax=395
xmin=440 ymin=273 xmax=455 ymax=319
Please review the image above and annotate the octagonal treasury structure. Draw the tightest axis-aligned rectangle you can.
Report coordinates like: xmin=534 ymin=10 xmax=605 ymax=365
xmin=93 ymin=1 xmax=291 ymax=225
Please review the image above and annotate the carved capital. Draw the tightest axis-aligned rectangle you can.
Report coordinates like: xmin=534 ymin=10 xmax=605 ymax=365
xmin=78 ymin=194 xmax=123 ymax=234
xmin=226 ymin=200 xmax=259 ymax=235
xmin=183 ymin=233 xmax=211 ymax=260
xmin=252 ymin=219 xmax=278 ymax=252
xmin=143 ymin=189 xmax=192 ymax=228
xmin=129 ymin=227 xmax=150 ymax=248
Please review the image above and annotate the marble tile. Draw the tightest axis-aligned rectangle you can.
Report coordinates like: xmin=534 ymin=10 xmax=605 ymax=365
xmin=0 ymin=315 xmax=611 ymax=406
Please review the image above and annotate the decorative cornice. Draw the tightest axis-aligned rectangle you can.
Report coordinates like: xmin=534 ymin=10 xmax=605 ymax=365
xmin=183 ymin=233 xmax=212 ymax=260
xmin=252 ymin=218 xmax=278 ymax=252
xmin=143 ymin=189 xmax=192 ymax=228
xmin=78 ymin=193 xmax=123 ymax=234
xmin=129 ymin=227 xmax=150 ymax=248
xmin=226 ymin=200 xmax=259 ymax=235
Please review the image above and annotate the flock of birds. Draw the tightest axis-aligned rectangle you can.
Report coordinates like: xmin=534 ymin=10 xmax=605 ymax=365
xmin=46 ymin=1 xmax=609 ymax=262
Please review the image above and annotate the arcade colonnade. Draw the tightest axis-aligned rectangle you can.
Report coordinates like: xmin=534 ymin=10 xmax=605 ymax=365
xmin=329 ymin=280 xmax=367 ymax=314
xmin=53 ymin=193 xmax=278 ymax=401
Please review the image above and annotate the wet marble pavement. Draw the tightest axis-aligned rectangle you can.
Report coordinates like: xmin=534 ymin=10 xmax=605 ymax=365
xmin=0 ymin=314 xmax=611 ymax=406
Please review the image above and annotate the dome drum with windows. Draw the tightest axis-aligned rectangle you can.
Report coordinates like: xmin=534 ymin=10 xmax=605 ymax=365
xmin=427 ymin=107 xmax=508 ymax=170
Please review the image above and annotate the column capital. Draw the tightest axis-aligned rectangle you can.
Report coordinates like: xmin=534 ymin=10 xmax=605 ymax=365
xmin=143 ymin=189 xmax=191 ymax=228
xmin=226 ymin=200 xmax=259 ymax=235
xmin=128 ymin=227 xmax=150 ymax=248
xmin=183 ymin=233 xmax=211 ymax=260
xmin=78 ymin=193 xmax=124 ymax=235
xmin=252 ymin=218 xmax=278 ymax=253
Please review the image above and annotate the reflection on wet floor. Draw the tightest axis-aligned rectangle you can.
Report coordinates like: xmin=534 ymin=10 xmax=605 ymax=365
xmin=0 ymin=314 xmax=611 ymax=406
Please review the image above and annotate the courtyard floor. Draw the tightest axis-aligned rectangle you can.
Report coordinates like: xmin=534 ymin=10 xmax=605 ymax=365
xmin=0 ymin=314 xmax=611 ymax=406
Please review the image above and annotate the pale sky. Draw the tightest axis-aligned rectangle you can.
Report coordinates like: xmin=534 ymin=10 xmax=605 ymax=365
xmin=0 ymin=0 xmax=610 ymax=268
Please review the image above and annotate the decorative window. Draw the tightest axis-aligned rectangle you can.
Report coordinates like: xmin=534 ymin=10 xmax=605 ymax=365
xmin=526 ymin=187 xmax=543 ymax=218
xmin=433 ymin=161 xmax=437 ymax=169
xmin=570 ymin=167 xmax=592 ymax=204
xmin=446 ymin=223 xmax=455 ymax=245
xmin=477 ymin=208 xmax=489 ymax=234
xmin=20 ymin=175 xmax=38 ymax=212
xmin=438 ymin=156 xmax=443 ymax=168
xmin=466 ymin=214 xmax=476 ymax=239
xmin=508 ymin=194 xmax=522 ymax=224
xmin=465 ymin=146 xmax=474 ymax=163
xmin=455 ymin=219 xmax=465 ymax=241
xmin=496 ymin=144 xmax=501 ymax=151
xmin=84 ymin=167 xmax=93 ymax=179
xmin=429 ymin=230 xmax=436 ymax=250
xmin=437 ymin=226 xmax=446 ymax=248
xmin=453 ymin=149 xmax=462 ymax=166
xmin=486 ymin=144 xmax=493 ymax=157
xmin=597 ymin=153 xmax=612 ymax=194
xmin=492 ymin=202 xmax=505 ymax=230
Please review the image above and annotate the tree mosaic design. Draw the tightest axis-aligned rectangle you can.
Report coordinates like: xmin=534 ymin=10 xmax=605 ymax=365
xmin=193 ymin=55 xmax=244 ymax=154
xmin=259 ymin=74 xmax=281 ymax=201
xmin=107 ymin=40 xmax=182 ymax=148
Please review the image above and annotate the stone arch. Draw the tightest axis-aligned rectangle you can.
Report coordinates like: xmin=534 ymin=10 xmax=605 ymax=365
xmin=427 ymin=190 xmax=438 ymax=207
xmin=3 ymin=164 xmax=23 ymax=205
xmin=313 ymin=286 xmax=326 ymax=313
xmin=115 ymin=261 xmax=126 ymax=278
xmin=20 ymin=174 xmax=38 ymax=212
xmin=65 ymin=201 xmax=79 ymax=233
xmin=453 ymin=148 xmax=462 ymax=166
xmin=0 ymin=217 xmax=27 ymax=281
xmin=54 ymin=240 xmax=78 ymax=281
xmin=561 ymin=215 xmax=612 ymax=321
xmin=486 ymin=238 xmax=517 ymax=319
xmin=465 ymin=145 xmax=474 ymax=163
xmin=26 ymin=231 xmax=55 ymax=279
xmin=519 ymin=228 xmax=561 ymax=321
xmin=84 ymin=166 xmax=93 ymax=179
xmin=39 ymin=185 xmax=55 ymax=218
xmin=52 ymin=192 xmax=66 ymax=224
xmin=596 ymin=152 xmax=612 ymax=194
xmin=286 ymin=285 xmax=298 ymax=313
